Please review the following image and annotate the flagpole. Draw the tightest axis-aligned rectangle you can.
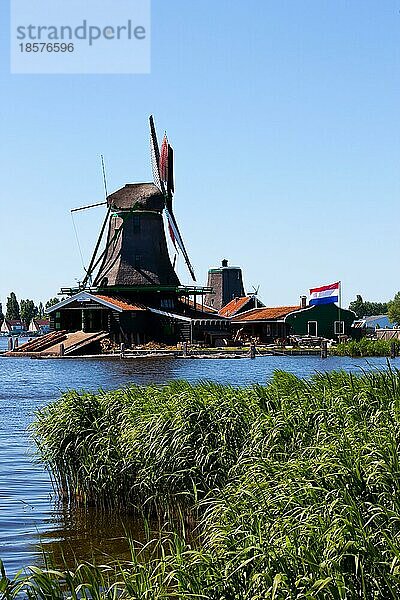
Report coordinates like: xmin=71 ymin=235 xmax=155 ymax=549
xmin=338 ymin=281 xmax=342 ymax=338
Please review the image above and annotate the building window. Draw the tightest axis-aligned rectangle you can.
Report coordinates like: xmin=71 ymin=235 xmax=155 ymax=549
xmin=334 ymin=321 xmax=345 ymax=335
xmin=161 ymin=298 xmax=175 ymax=309
xmin=308 ymin=321 xmax=318 ymax=336
xmin=133 ymin=214 xmax=141 ymax=234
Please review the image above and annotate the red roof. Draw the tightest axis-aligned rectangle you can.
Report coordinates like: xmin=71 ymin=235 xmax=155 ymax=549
xmin=94 ymin=295 xmax=146 ymax=312
xmin=34 ymin=319 xmax=50 ymax=326
xmin=231 ymin=306 xmax=301 ymax=322
xmin=219 ymin=296 xmax=252 ymax=317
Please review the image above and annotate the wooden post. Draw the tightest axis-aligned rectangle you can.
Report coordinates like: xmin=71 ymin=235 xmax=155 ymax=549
xmin=120 ymin=342 xmax=125 ymax=358
xmin=14 ymin=338 xmax=19 ymax=349
xmin=390 ymin=341 xmax=396 ymax=359
xmin=183 ymin=341 xmax=188 ymax=356
xmin=8 ymin=337 xmax=13 ymax=351
xmin=250 ymin=341 xmax=256 ymax=359
xmin=59 ymin=343 xmax=65 ymax=357
xmin=321 ymin=340 xmax=328 ymax=359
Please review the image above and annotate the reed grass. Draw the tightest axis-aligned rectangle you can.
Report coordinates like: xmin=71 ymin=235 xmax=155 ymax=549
xmin=32 ymin=380 xmax=259 ymax=517
xmin=331 ymin=338 xmax=400 ymax=356
xmin=5 ymin=368 xmax=400 ymax=598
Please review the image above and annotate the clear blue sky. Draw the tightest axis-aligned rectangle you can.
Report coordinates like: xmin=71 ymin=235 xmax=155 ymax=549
xmin=1 ymin=0 xmax=399 ymax=310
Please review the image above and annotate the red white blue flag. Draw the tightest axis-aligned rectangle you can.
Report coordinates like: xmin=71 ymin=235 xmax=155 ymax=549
xmin=309 ymin=282 xmax=340 ymax=306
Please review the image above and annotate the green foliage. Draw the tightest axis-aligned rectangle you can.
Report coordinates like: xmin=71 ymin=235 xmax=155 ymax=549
xmin=332 ymin=338 xmax=400 ymax=356
xmin=32 ymin=381 xmax=259 ymax=516
xmin=388 ymin=291 xmax=400 ymax=326
xmin=19 ymin=299 xmax=38 ymax=326
xmin=5 ymin=292 xmax=20 ymax=321
xmin=20 ymin=371 xmax=400 ymax=598
xmin=349 ymin=294 xmax=388 ymax=318
xmin=45 ymin=297 xmax=60 ymax=310
xmin=0 ymin=302 xmax=3 ymax=322
xmin=37 ymin=302 xmax=45 ymax=318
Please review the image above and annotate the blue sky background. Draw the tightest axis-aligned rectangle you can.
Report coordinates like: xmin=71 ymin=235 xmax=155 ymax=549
xmin=0 ymin=0 xmax=399 ymax=310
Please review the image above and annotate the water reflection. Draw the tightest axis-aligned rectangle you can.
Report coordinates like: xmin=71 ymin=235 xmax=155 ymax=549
xmin=40 ymin=504 xmax=148 ymax=568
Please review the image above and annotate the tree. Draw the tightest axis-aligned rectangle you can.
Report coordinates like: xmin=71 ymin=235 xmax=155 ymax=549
xmin=388 ymin=292 xmax=400 ymax=325
xmin=0 ymin=302 xmax=4 ymax=322
xmin=6 ymin=292 xmax=20 ymax=320
xmin=20 ymin=299 xmax=38 ymax=327
xmin=45 ymin=297 xmax=60 ymax=310
xmin=348 ymin=295 xmax=388 ymax=318
xmin=37 ymin=302 xmax=45 ymax=318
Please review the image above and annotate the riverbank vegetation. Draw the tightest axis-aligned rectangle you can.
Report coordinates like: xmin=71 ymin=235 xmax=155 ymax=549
xmin=4 ymin=369 xmax=400 ymax=598
xmin=331 ymin=338 xmax=400 ymax=357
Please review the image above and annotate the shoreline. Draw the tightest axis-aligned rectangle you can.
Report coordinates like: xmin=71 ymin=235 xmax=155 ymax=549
xmin=1 ymin=347 xmax=323 ymax=359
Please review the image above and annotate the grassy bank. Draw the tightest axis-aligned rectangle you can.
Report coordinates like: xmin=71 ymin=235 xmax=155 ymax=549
xmin=4 ymin=369 xmax=400 ymax=598
xmin=331 ymin=338 xmax=400 ymax=357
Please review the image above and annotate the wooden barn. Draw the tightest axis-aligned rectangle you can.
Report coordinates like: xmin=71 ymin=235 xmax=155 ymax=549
xmin=230 ymin=300 xmax=356 ymax=343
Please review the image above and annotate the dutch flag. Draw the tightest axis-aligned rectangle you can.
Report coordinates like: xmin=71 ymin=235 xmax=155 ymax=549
xmin=309 ymin=282 xmax=340 ymax=306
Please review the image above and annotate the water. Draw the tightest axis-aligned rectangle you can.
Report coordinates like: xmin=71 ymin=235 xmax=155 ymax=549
xmin=0 ymin=339 xmax=395 ymax=576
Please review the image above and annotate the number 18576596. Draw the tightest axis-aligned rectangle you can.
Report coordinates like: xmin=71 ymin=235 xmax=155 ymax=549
xmin=19 ymin=43 xmax=74 ymax=52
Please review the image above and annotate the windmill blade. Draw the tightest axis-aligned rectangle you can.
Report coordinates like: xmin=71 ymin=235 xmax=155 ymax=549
xmin=82 ymin=205 xmax=111 ymax=288
xmin=81 ymin=155 xmax=111 ymax=288
xmin=71 ymin=201 xmax=107 ymax=213
xmin=167 ymin=144 xmax=174 ymax=196
xmin=159 ymin=135 xmax=174 ymax=212
xmin=150 ymin=116 xmax=195 ymax=281
xmin=165 ymin=208 xmax=196 ymax=281
xmin=149 ymin=115 xmax=165 ymax=193
xmin=159 ymin=133 xmax=169 ymax=183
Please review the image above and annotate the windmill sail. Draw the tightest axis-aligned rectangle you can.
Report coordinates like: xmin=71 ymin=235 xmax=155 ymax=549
xmin=149 ymin=115 xmax=196 ymax=282
xmin=159 ymin=135 xmax=174 ymax=212
xmin=167 ymin=144 xmax=174 ymax=196
xmin=149 ymin=115 xmax=163 ymax=193
xmin=165 ymin=208 xmax=196 ymax=281
xmin=159 ymin=134 xmax=169 ymax=184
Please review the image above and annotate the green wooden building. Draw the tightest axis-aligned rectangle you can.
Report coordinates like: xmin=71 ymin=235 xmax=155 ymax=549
xmin=285 ymin=302 xmax=356 ymax=339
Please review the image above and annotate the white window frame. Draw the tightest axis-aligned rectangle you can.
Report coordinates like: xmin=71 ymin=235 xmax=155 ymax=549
xmin=334 ymin=320 xmax=345 ymax=335
xmin=307 ymin=321 xmax=318 ymax=336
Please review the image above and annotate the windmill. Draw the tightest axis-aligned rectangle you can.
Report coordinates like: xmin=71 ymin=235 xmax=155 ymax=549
xmin=149 ymin=115 xmax=196 ymax=281
xmin=75 ymin=116 xmax=196 ymax=291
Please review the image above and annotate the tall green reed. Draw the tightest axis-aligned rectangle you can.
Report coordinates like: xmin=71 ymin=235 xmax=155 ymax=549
xmin=19 ymin=368 xmax=400 ymax=599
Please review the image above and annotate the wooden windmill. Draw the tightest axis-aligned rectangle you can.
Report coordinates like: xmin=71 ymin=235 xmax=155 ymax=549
xmin=79 ymin=116 xmax=196 ymax=291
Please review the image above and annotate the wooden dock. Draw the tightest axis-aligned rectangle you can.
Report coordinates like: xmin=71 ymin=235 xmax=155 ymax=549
xmin=4 ymin=330 xmax=108 ymax=357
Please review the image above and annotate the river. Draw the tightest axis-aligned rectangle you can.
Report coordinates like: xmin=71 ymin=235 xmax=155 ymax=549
xmin=0 ymin=337 xmax=395 ymax=576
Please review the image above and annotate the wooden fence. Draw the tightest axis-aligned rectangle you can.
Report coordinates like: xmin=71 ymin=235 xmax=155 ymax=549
xmin=376 ymin=329 xmax=400 ymax=341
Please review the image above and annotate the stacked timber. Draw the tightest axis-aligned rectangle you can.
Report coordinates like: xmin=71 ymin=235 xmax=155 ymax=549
xmin=6 ymin=331 xmax=68 ymax=355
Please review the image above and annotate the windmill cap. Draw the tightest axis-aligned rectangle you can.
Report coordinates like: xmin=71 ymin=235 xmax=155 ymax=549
xmin=107 ymin=183 xmax=164 ymax=212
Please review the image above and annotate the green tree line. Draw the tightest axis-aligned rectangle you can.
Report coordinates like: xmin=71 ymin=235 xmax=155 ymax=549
xmin=0 ymin=293 xmax=60 ymax=325
xmin=349 ymin=293 xmax=400 ymax=325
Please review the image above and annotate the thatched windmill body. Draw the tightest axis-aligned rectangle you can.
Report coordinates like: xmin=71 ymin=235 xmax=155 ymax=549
xmin=83 ymin=117 xmax=195 ymax=296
